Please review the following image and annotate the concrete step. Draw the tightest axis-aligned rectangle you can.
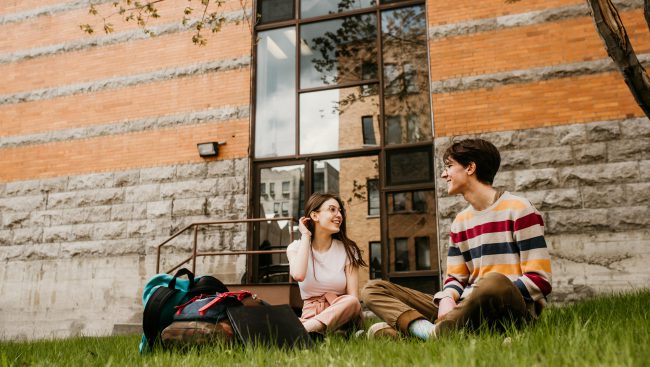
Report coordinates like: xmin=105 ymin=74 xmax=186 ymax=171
xmin=112 ymin=323 xmax=141 ymax=336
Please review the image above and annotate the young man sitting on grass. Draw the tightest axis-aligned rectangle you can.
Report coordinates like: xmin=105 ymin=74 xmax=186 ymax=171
xmin=361 ymin=138 xmax=552 ymax=339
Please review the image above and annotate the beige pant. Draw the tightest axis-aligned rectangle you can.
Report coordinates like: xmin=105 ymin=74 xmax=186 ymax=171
xmin=300 ymin=293 xmax=362 ymax=332
xmin=361 ymin=273 xmax=533 ymax=335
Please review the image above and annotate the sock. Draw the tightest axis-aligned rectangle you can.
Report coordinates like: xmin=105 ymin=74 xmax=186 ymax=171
xmin=408 ymin=319 xmax=435 ymax=340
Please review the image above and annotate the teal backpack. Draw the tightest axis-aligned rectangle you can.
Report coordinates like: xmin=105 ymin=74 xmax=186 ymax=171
xmin=139 ymin=268 xmax=228 ymax=353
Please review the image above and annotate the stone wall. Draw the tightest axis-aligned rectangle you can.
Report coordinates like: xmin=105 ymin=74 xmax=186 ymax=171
xmin=0 ymin=159 xmax=248 ymax=340
xmin=435 ymin=118 xmax=650 ymax=303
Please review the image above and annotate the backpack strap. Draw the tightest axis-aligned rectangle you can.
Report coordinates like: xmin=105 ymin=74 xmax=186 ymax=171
xmin=198 ymin=291 xmax=252 ymax=316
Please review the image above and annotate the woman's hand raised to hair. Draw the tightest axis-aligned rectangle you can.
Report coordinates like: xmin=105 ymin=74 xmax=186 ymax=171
xmin=298 ymin=217 xmax=312 ymax=238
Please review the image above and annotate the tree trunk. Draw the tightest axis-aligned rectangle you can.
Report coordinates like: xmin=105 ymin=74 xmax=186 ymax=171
xmin=587 ymin=0 xmax=650 ymax=117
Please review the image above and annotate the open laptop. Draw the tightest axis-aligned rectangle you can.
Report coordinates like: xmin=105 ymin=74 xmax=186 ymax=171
xmin=226 ymin=304 xmax=313 ymax=349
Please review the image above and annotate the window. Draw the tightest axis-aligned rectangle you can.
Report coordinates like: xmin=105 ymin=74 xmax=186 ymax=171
xmin=257 ymin=0 xmax=294 ymax=24
xmin=367 ymin=179 xmax=380 ymax=216
xmin=412 ymin=190 xmax=427 ymax=212
xmin=282 ymin=181 xmax=290 ymax=197
xmin=386 ymin=147 xmax=432 ymax=186
xmin=260 ymin=182 xmax=267 ymax=197
xmin=281 ymin=202 xmax=289 ymax=216
xmin=415 ymin=236 xmax=430 ymax=270
xmin=273 ymin=202 xmax=280 ymax=216
xmin=269 ymin=182 xmax=276 ymax=198
xmin=362 ymin=116 xmax=377 ymax=145
xmin=369 ymin=241 xmax=382 ymax=279
xmin=394 ymin=238 xmax=409 ymax=271
xmin=386 ymin=115 xmax=401 ymax=145
xmin=392 ymin=192 xmax=407 ymax=212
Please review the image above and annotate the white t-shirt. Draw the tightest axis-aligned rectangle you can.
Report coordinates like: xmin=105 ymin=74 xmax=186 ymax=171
xmin=286 ymin=239 xmax=349 ymax=300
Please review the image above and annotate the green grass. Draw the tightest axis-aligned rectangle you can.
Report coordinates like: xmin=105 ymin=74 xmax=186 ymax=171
xmin=2 ymin=290 xmax=650 ymax=366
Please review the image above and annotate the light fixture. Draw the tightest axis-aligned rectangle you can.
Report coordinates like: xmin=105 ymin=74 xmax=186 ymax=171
xmin=197 ymin=142 xmax=225 ymax=158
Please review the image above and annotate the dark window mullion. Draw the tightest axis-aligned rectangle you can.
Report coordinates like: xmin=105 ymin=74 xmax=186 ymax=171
xmin=295 ymin=21 xmax=301 ymax=156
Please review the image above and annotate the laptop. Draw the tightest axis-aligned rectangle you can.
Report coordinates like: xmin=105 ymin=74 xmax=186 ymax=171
xmin=226 ymin=304 xmax=313 ymax=349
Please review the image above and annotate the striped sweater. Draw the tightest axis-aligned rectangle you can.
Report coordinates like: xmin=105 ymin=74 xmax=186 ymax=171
xmin=434 ymin=192 xmax=552 ymax=308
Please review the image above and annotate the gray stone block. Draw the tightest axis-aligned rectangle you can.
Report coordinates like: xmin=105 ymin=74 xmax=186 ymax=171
xmin=67 ymin=173 xmax=114 ymax=191
xmin=207 ymin=160 xmax=235 ymax=177
xmin=529 ymin=146 xmax=574 ymax=167
xmin=12 ymin=227 xmax=43 ymax=245
xmin=43 ymin=226 xmax=73 ymax=243
xmin=124 ymin=184 xmax=160 ymax=203
xmin=40 ymin=177 xmax=68 ymax=193
xmin=478 ymin=131 xmax=515 ymax=150
xmin=626 ymin=182 xmax=650 ymax=205
xmin=620 ymin=117 xmax=650 ymax=138
xmin=434 ymin=137 xmax=453 ymax=157
xmin=114 ymin=170 xmax=140 ymax=187
xmin=1 ymin=211 xmax=30 ymax=228
xmin=607 ymin=206 xmax=650 ymax=229
xmin=554 ymin=124 xmax=587 ymax=145
xmin=532 ymin=188 xmax=582 ymax=210
xmin=57 ymin=206 xmax=111 ymax=225
xmin=641 ymin=160 xmax=650 ymax=181
xmin=140 ymin=166 xmax=176 ymax=183
xmin=493 ymin=171 xmax=514 ymax=191
xmin=29 ymin=210 xmax=55 ymax=227
xmin=160 ymin=180 xmax=217 ymax=200
xmin=94 ymin=222 xmax=127 ymax=240
xmin=176 ymin=163 xmax=208 ymax=180
xmin=581 ymin=185 xmax=626 ymax=208
xmin=206 ymin=197 xmax=227 ymax=216
xmin=46 ymin=192 xmax=77 ymax=209
xmin=607 ymin=139 xmax=650 ymax=162
xmin=111 ymin=204 xmax=134 ymax=221
xmin=147 ymin=201 xmax=171 ymax=218
xmin=514 ymin=168 xmax=558 ymax=191
xmin=0 ymin=195 xmax=45 ymax=212
xmin=216 ymin=177 xmax=245 ymax=194
xmin=512 ymin=128 xmax=556 ymax=149
xmin=77 ymin=188 xmax=124 ymax=207
xmin=70 ymin=224 xmax=95 ymax=241
xmin=132 ymin=203 xmax=147 ymax=219
xmin=5 ymin=180 xmax=40 ymax=196
xmin=0 ymin=229 xmax=12 ymax=246
xmin=0 ymin=183 xmax=5 ymax=197
xmin=572 ymin=143 xmax=607 ymax=164
xmin=127 ymin=220 xmax=157 ymax=238
xmin=559 ymin=162 xmax=638 ymax=186
xmin=586 ymin=120 xmax=620 ymax=142
xmin=233 ymin=159 xmax=249 ymax=176
xmin=437 ymin=196 xmax=466 ymax=218
xmin=172 ymin=198 xmax=207 ymax=217
xmin=500 ymin=150 xmax=530 ymax=170
xmin=545 ymin=209 xmax=609 ymax=234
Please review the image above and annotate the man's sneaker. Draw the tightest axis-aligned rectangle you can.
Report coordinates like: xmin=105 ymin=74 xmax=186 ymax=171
xmin=366 ymin=322 xmax=399 ymax=339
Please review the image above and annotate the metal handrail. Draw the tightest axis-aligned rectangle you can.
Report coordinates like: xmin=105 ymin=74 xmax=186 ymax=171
xmin=156 ymin=217 xmax=297 ymax=274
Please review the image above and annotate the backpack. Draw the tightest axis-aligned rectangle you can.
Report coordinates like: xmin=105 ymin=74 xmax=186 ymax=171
xmin=139 ymin=268 xmax=228 ymax=353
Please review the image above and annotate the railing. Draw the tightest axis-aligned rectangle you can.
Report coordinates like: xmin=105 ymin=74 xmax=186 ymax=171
xmin=156 ymin=217 xmax=297 ymax=275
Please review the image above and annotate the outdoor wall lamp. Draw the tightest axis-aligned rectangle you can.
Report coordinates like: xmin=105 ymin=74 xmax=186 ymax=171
xmin=197 ymin=142 xmax=225 ymax=158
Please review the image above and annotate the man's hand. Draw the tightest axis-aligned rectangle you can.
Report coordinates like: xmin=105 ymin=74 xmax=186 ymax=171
xmin=437 ymin=297 xmax=457 ymax=319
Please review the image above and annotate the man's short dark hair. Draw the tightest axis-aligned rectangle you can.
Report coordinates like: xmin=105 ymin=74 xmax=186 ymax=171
xmin=442 ymin=138 xmax=501 ymax=185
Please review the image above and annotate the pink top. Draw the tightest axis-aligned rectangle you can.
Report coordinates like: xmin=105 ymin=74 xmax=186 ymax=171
xmin=287 ymin=239 xmax=349 ymax=300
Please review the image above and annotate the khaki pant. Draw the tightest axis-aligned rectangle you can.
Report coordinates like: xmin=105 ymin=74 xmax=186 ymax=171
xmin=361 ymin=273 xmax=533 ymax=335
xmin=300 ymin=293 xmax=362 ymax=332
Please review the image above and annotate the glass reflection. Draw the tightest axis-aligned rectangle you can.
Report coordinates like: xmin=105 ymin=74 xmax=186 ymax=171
xmin=300 ymin=85 xmax=379 ymax=154
xmin=314 ymin=156 xmax=380 ymax=284
xmin=257 ymin=0 xmax=294 ymax=24
xmin=255 ymin=28 xmax=296 ymax=157
xmin=300 ymin=14 xmax=377 ymax=88
xmin=301 ymin=0 xmax=375 ymax=18
xmin=382 ymin=5 xmax=432 ymax=145
xmin=256 ymin=165 xmax=305 ymax=282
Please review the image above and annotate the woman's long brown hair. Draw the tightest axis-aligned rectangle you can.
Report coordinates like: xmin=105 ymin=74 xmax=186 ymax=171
xmin=304 ymin=192 xmax=367 ymax=268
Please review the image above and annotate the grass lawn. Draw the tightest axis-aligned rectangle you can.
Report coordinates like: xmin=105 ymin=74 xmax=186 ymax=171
xmin=2 ymin=290 xmax=649 ymax=366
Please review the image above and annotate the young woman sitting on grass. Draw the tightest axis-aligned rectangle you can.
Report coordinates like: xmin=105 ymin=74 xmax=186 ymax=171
xmin=286 ymin=192 xmax=367 ymax=335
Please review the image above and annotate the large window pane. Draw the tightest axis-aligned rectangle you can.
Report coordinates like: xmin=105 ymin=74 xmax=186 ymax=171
xmin=386 ymin=148 xmax=433 ymax=186
xmin=256 ymin=165 xmax=305 ymax=282
xmin=300 ymin=86 xmax=379 ymax=154
xmin=415 ymin=236 xmax=431 ymax=270
xmin=257 ymin=0 xmax=294 ymax=24
xmin=382 ymin=5 xmax=432 ymax=145
xmin=301 ymin=0 xmax=375 ymax=18
xmin=394 ymin=238 xmax=409 ymax=271
xmin=314 ymin=156 xmax=380 ymax=284
xmin=300 ymin=14 xmax=377 ymax=88
xmin=255 ymin=28 xmax=296 ymax=157
xmin=369 ymin=241 xmax=382 ymax=279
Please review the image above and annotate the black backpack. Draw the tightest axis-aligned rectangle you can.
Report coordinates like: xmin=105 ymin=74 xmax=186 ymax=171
xmin=139 ymin=268 xmax=228 ymax=353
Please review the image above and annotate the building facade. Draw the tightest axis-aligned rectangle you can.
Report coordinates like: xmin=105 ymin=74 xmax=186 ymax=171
xmin=1 ymin=0 xmax=649 ymax=339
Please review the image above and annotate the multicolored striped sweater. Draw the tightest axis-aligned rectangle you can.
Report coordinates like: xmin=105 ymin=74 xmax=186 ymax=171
xmin=433 ymin=192 xmax=552 ymax=308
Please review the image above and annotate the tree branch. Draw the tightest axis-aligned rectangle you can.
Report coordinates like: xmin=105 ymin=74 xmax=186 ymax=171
xmin=587 ymin=0 xmax=650 ymax=117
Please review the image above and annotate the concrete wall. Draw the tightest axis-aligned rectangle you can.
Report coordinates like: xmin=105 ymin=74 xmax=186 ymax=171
xmin=435 ymin=118 xmax=650 ymax=303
